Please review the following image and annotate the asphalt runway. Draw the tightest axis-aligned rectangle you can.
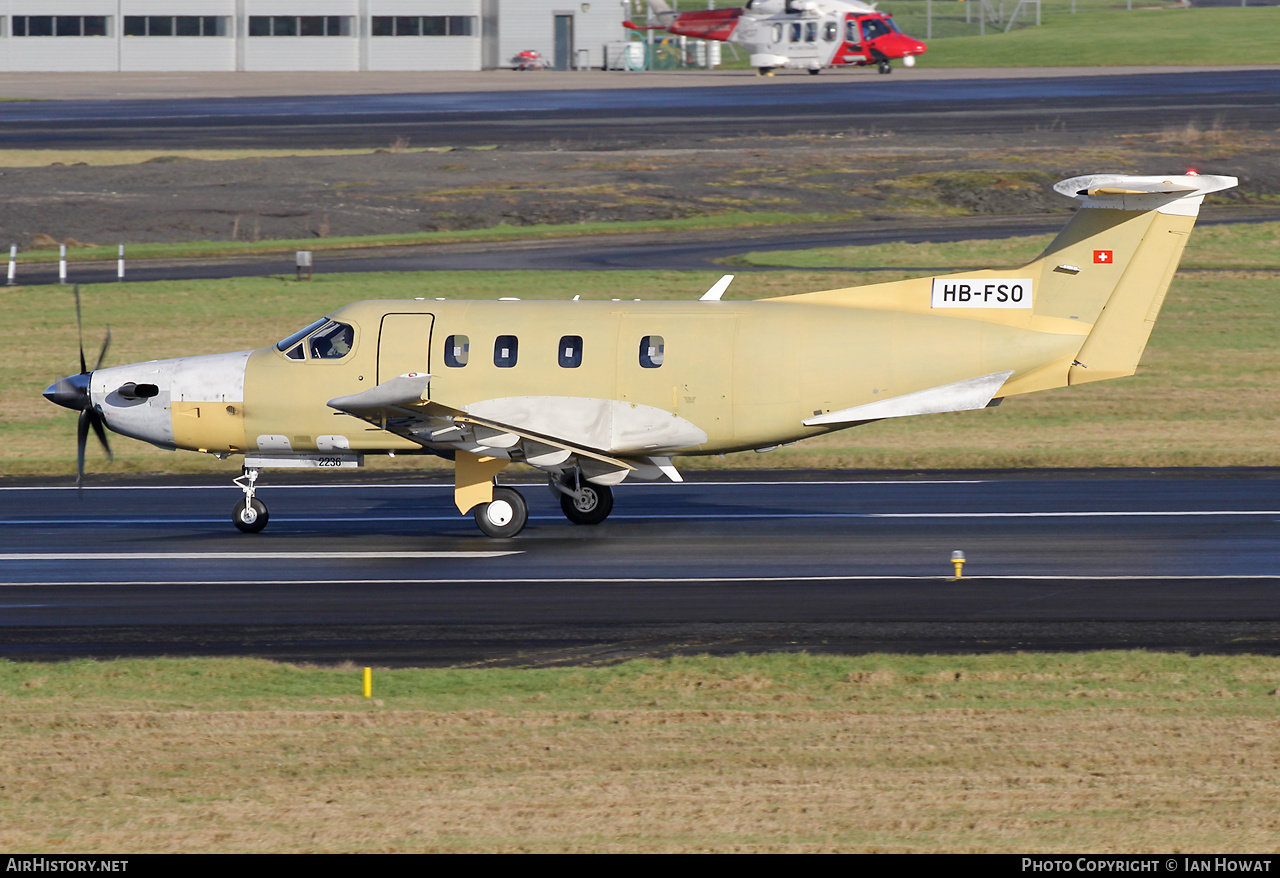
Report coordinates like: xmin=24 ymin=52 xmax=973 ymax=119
xmin=2 ymin=69 xmax=1279 ymax=149
xmin=3 ymin=471 xmax=1280 ymax=664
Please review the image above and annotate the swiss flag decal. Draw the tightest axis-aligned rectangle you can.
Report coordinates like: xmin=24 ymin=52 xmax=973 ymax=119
xmin=1094 ymin=250 xmax=1114 ymax=264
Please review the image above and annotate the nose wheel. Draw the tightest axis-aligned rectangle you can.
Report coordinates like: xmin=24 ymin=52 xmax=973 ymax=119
xmin=473 ymin=486 xmax=528 ymax=538
xmin=231 ymin=466 xmax=269 ymax=534
xmin=232 ymin=497 xmax=269 ymax=534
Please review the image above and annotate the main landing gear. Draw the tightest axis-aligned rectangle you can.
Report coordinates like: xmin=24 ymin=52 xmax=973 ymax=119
xmin=549 ymin=472 xmax=615 ymax=527
xmin=473 ymin=485 xmax=529 ymax=538
xmin=877 ymin=60 xmax=892 ymax=74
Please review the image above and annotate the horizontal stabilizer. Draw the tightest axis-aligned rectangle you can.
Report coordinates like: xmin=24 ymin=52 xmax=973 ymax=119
xmin=803 ymin=370 xmax=1014 ymax=427
xmin=1053 ymin=174 xmax=1237 ymax=216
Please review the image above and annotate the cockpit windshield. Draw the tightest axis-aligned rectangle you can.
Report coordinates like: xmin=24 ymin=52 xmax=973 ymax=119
xmin=276 ymin=318 xmax=329 ymax=352
xmin=275 ymin=318 xmax=354 ymax=360
xmin=860 ymin=18 xmax=892 ymax=41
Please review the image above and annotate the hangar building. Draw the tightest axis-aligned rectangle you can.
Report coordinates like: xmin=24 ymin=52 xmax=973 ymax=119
xmin=0 ymin=1 xmax=628 ymax=72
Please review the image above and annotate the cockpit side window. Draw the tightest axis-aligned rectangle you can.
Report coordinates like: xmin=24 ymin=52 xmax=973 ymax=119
xmin=276 ymin=318 xmax=329 ymax=353
xmin=861 ymin=18 xmax=890 ymax=41
xmin=308 ymin=321 xmax=354 ymax=360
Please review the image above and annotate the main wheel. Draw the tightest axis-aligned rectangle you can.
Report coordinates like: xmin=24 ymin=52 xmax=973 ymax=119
xmin=808 ymin=68 xmax=820 ymax=76
xmin=877 ymin=61 xmax=892 ymax=74
xmin=474 ymin=486 xmax=529 ymax=538
xmin=232 ymin=498 xmax=269 ymax=534
xmin=560 ymin=483 xmax=614 ymax=526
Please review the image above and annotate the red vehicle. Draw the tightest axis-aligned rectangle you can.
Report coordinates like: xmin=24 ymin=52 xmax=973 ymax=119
xmin=629 ymin=0 xmax=927 ymax=76
xmin=513 ymin=49 xmax=551 ymax=70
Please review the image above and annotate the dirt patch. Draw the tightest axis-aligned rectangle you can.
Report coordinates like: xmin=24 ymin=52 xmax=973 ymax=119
xmin=3 ymin=128 xmax=1279 ymax=248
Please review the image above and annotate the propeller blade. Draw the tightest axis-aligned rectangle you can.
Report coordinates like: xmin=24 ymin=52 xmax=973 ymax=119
xmin=74 ymin=284 xmax=87 ymax=376
xmin=76 ymin=409 xmax=89 ymax=489
xmin=88 ymin=409 xmax=113 ymax=463
xmin=94 ymin=327 xmax=112 ymax=372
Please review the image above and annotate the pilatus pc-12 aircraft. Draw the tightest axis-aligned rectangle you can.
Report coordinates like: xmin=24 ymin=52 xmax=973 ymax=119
xmin=45 ymin=173 xmax=1235 ymax=538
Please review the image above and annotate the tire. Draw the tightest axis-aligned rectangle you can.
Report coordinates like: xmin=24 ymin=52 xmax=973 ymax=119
xmin=808 ymin=68 xmax=820 ymax=76
xmin=474 ymin=486 xmax=529 ymax=538
xmin=878 ymin=61 xmax=892 ymax=74
xmin=560 ymin=483 xmax=614 ymax=526
xmin=232 ymin=498 xmax=269 ymax=534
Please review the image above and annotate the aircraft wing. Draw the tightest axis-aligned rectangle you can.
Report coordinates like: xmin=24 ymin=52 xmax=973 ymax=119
xmin=328 ymin=374 xmax=690 ymax=485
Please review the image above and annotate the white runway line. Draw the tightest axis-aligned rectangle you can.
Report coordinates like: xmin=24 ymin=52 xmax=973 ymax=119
xmin=0 ymin=480 xmax=986 ymax=491
xmin=5 ymin=574 xmax=1280 ymax=587
xmin=0 ymin=551 xmax=520 ymax=561
xmin=2 ymin=510 xmax=1278 ymax=527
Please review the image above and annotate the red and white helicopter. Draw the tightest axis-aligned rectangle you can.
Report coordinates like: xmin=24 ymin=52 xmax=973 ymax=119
xmin=627 ymin=0 xmax=927 ymax=76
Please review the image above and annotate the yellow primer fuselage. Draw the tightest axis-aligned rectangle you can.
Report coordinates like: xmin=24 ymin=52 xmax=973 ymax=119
xmin=224 ymin=295 xmax=1082 ymax=459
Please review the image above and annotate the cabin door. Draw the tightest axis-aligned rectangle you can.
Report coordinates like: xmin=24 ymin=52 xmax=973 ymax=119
xmin=377 ymin=313 xmax=435 ymax=389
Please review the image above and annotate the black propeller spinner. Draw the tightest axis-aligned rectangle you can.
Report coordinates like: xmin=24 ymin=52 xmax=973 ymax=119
xmin=42 ymin=285 xmax=112 ymax=487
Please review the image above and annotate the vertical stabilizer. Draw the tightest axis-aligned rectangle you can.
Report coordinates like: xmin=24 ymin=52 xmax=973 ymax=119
xmin=1040 ymin=174 xmax=1236 ymax=384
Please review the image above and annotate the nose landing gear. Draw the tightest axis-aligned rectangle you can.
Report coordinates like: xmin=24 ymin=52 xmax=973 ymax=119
xmin=231 ymin=466 xmax=269 ymax=534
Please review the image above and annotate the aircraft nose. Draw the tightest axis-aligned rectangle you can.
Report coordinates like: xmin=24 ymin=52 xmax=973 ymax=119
xmin=43 ymin=372 xmax=91 ymax=412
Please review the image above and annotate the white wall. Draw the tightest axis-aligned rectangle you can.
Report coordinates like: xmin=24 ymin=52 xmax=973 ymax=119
xmin=495 ymin=0 xmax=623 ymax=69
xmin=0 ymin=0 xmax=623 ymax=72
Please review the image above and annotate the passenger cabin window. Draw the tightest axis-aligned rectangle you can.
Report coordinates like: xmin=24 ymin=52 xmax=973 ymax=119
xmin=823 ymin=21 xmax=838 ymax=41
xmin=559 ymin=335 xmax=583 ymax=368
xmin=494 ymin=335 xmax=518 ymax=368
xmin=444 ymin=334 xmax=469 ymax=367
xmin=789 ymin=22 xmax=802 ymax=42
xmin=805 ymin=21 xmax=817 ymax=42
xmin=639 ymin=336 xmax=664 ymax=369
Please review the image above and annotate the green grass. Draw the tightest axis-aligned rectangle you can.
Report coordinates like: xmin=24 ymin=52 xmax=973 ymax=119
xmin=728 ymin=220 xmax=1280 ymax=270
xmin=16 ymin=211 xmax=857 ymax=264
xmin=12 ymin=213 xmax=1280 ymax=477
xmin=915 ymin=6 xmax=1280 ymax=68
xmin=3 ymin=651 xmax=1278 ymax=713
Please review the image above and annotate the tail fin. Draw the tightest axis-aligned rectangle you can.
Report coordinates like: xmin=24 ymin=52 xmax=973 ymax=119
xmin=776 ymin=172 xmax=1237 ymax=393
xmin=1039 ymin=173 xmax=1236 ymax=385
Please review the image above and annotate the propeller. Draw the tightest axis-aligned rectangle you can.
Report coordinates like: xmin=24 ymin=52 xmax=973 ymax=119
xmin=42 ymin=285 xmax=112 ymax=487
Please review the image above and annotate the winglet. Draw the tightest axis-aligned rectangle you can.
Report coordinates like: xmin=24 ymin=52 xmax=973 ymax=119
xmin=1053 ymin=173 xmax=1237 ymax=217
xmin=699 ymin=275 xmax=734 ymax=302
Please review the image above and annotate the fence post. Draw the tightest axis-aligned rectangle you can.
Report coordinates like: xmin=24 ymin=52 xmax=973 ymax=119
xmin=117 ymin=244 xmax=125 ymax=282
xmin=59 ymin=244 xmax=67 ymax=285
xmin=7 ymin=245 xmax=14 ymax=286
